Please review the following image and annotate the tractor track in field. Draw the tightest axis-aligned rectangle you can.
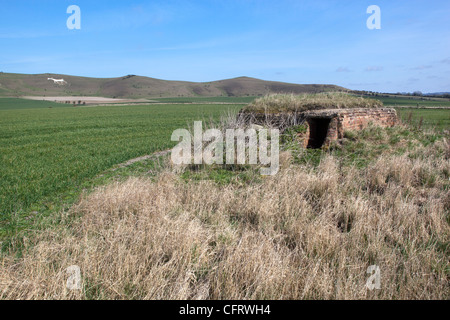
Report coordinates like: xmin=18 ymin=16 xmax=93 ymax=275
xmin=112 ymin=149 xmax=172 ymax=171
xmin=94 ymin=149 xmax=171 ymax=180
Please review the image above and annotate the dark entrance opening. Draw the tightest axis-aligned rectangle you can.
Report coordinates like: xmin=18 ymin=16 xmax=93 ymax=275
xmin=307 ymin=118 xmax=331 ymax=148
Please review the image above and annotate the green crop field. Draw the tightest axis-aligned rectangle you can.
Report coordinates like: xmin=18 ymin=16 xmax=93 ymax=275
xmin=395 ymin=108 xmax=450 ymax=130
xmin=1 ymin=96 xmax=448 ymax=299
xmin=0 ymin=98 xmax=69 ymax=110
xmin=368 ymin=95 xmax=450 ymax=108
xmin=0 ymin=100 xmax=243 ymax=239
xmin=0 ymin=97 xmax=448 ymax=242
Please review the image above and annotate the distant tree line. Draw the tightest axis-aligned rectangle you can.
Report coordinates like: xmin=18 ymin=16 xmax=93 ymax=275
xmin=350 ymin=90 xmax=450 ymax=99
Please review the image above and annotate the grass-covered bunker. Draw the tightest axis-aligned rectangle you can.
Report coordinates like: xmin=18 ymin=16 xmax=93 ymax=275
xmin=239 ymin=93 xmax=399 ymax=148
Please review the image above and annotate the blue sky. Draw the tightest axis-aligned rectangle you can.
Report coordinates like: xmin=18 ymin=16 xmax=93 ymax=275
xmin=0 ymin=0 xmax=449 ymax=93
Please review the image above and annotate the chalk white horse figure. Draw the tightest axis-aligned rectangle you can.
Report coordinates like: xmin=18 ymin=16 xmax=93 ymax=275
xmin=48 ymin=77 xmax=67 ymax=85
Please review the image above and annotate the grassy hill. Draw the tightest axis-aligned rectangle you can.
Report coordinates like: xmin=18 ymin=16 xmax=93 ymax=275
xmin=0 ymin=73 xmax=346 ymax=99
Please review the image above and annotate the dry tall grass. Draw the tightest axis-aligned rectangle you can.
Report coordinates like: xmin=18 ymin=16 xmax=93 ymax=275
xmin=242 ymin=93 xmax=383 ymax=114
xmin=1 ymin=135 xmax=448 ymax=299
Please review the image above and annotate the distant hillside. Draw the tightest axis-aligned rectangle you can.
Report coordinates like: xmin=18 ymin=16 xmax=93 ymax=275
xmin=0 ymin=73 xmax=347 ymax=98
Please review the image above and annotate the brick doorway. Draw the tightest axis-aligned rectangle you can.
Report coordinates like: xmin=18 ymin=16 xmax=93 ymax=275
xmin=307 ymin=118 xmax=331 ymax=148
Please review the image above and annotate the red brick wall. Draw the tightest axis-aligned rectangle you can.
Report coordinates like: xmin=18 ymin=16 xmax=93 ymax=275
xmin=337 ymin=108 xmax=398 ymax=138
xmin=303 ymin=108 xmax=398 ymax=147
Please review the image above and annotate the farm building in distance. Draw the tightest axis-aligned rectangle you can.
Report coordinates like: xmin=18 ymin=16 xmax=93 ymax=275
xmin=239 ymin=94 xmax=399 ymax=148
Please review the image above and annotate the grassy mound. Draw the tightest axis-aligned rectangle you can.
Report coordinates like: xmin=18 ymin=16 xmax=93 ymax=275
xmin=241 ymin=93 xmax=384 ymax=114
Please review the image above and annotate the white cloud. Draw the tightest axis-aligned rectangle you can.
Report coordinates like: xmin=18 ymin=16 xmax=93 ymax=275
xmin=411 ymin=65 xmax=432 ymax=70
xmin=336 ymin=67 xmax=351 ymax=72
xmin=365 ymin=66 xmax=383 ymax=72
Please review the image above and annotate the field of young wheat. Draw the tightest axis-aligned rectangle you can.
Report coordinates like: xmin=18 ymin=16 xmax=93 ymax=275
xmin=0 ymin=97 xmax=448 ymax=300
xmin=0 ymin=99 xmax=243 ymax=241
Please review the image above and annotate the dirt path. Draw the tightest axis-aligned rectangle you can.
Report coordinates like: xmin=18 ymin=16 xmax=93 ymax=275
xmin=21 ymin=96 xmax=247 ymax=107
xmin=94 ymin=149 xmax=171 ymax=181
xmin=112 ymin=149 xmax=172 ymax=171
xmin=21 ymin=96 xmax=156 ymax=105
